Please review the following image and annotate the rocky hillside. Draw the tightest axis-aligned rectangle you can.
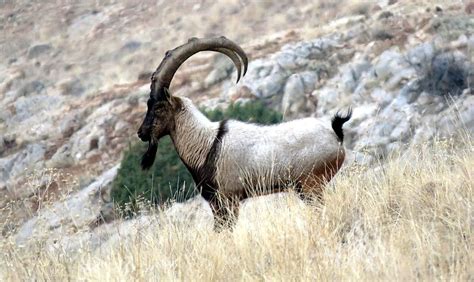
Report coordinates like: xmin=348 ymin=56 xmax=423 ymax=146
xmin=0 ymin=0 xmax=473 ymax=247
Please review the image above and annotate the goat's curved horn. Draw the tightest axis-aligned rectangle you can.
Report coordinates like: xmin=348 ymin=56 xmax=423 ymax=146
xmin=151 ymin=36 xmax=248 ymax=100
xmin=212 ymin=48 xmax=242 ymax=83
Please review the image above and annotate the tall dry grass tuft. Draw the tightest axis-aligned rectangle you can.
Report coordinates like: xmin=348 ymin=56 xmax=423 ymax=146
xmin=1 ymin=135 xmax=472 ymax=280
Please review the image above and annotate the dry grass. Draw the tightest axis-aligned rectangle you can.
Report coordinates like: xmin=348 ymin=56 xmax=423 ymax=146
xmin=1 ymin=135 xmax=472 ymax=281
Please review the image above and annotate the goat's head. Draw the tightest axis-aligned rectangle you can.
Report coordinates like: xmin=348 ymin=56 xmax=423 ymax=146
xmin=137 ymin=36 xmax=248 ymax=170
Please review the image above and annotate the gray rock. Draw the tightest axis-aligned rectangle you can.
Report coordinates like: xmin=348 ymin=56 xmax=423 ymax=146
xmin=47 ymin=143 xmax=74 ymax=168
xmin=412 ymin=125 xmax=435 ymax=144
xmin=399 ymin=80 xmax=421 ymax=104
xmin=10 ymin=143 xmax=46 ymax=178
xmin=204 ymin=56 xmax=233 ymax=87
xmin=225 ymin=85 xmax=256 ymax=102
xmin=59 ymin=111 xmax=84 ymax=138
xmin=121 ymin=40 xmax=141 ymax=53
xmin=340 ymin=66 xmax=358 ymax=92
xmin=0 ymin=143 xmax=46 ymax=183
xmin=311 ymin=36 xmax=340 ymax=55
xmin=406 ymin=43 xmax=435 ymax=72
xmin=415 ymin=92 xmax=446 ymax=115
xmin=370 ymin=88 xmax=393 ymax=107
xmin=14 ymin=165 xmax=119 ymax=247
xmin=459 ymin=96 xmax=474 ymax=131
xmin=386 ymin=141 xmax=403 ymax=153
xmin=68 ymin=11 xmax=109 ymax=39
xmin=281 ymin=72 xmax=318 ymax=119
xmin=257 ymin=65 xmax=273 ymax=78
xmin=27 ymin=43 xmax=52 ymax=59
xmin=13 ymin=94 xmax=63 ymax=122
xmin=274 ymin=51 xmax=298 ymax=70
xmin=390 ymin=119 xmax=411 ymax=141
xmin=373 ymin=122 xmax=396 ymax=137
xmin=59 ymin=78 xmax=85 ymax=96
xmin=423 ymin=52 xmax=468 ymax=96
xmin=355 ymin=136 xmax=391 ymax=159
xmin=314 ymin=87 xmax=341 ymax=113
xmin=374 ymin=49 xmax=407 ymax=81
xmin=251 ymin=72 xmax=287 ymax=98
xmin=17 ymin=80 xmax=46 ymax=97
xmin=69 ymin=124 xmax=107 ymax=161
xmin=0 ymin=152 xmax=18 ymax=182
xmin=165 ymin=196 xmax=213 ymax=228
xmin=0 ymin=136 xmax=4 ymax=155
xmin=386 ymin=67 xmax=416 ymax=90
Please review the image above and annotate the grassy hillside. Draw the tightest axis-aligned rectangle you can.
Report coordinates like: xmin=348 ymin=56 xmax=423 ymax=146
xmin=1 ymin=134 xmax=472 ymax=280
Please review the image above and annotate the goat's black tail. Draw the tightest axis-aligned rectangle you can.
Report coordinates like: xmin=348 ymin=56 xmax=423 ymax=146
xmin=331 ymin=108 xmax=352 ymax=143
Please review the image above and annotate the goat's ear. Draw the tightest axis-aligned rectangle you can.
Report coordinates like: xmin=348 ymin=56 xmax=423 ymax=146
xmin=164 ymin=87 xmax=171 ymax=100
xmin=163 ymin=87 xmax=176 ymax=107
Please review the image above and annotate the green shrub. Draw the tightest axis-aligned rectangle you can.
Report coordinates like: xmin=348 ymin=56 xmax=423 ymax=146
xmin=418 ymin=52 xmax=469 ymax=96
xmin=111 ymin=101 xmax=282 ymax=212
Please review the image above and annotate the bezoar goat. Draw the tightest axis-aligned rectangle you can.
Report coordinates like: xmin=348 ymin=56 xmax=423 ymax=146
xmin=137 ymin=36 xmax=352 ymax=229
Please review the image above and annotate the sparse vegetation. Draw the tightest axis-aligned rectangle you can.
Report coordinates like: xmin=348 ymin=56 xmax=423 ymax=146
xmin=418 ymin=51 xmax=469 ymax=96
xmin=111 ymin=101 xmax=282 ymax=211
xmin=1 ymin=136 xmax=472 ymax=280
xmin=1 ymin=0 xmax=473 ymax=281
xmin=372 ymin=28 xmax=395 ymax=41
xmin=429 ymin=15 xmax=474 ymax=41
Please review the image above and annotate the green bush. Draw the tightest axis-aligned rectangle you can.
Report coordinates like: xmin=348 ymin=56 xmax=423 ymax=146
xmin=111 ymin=101 xmax=282 ymax=212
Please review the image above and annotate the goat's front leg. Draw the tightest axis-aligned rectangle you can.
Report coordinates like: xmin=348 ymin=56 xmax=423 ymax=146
xmin=209 ymin=196 xmax=240 ymax=231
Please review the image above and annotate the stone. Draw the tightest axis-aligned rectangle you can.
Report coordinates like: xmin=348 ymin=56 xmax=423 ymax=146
xmin=390 ymin=119 xmax=411 ymax=141
xmin=274 ymin=51 xmax=298 ymax=70
xmin=314 ymin=87 xmax=341 ymax=113
xmin=13 ymin=94 xmax=63 ymax=122
xmin=252 ymin=72 xmax=287 ymax=98
xmin=281 ymin=72 xmax=318 ymax=119
xmin=10 ymin=143 xmax=46 ymax=177
xmin=0 ymin=136 xmax=4 ymax=155
xmin=412 ymin=125 xmax=435 ymax=144
xmin=386 ymin=68 xmax=416 ymax=90
xmin=227 ymin=85 xmax=256 ymax=101
xmin=373 ymin=49 xmax=406 ymax=81
xmin=459 ymin=109 xmax=474 ymax=132
xmin=59 ymin=111 xmax=84 ymax=138
xmin=424 ymin=52 xmax=468 ymax=96
xmin=165 ymin=196 xmax=213 ymax=229
xmin=47 ymin=144 xmax=74 ymax=168
xmin=0 ymin=153 xmax=18 ymax=183
xmin=406 ymin=43 xmax=435 ymax=72
xmin=204 ymin=56 xmax=233 ymax=87
xmin=340 ymin=66 xmax=357 ymax=93
xmin=58 ymin=78 xmax=85 ymax=96
xmin=17 ymin=80 xmax=46 ymax=97
xmin=121 ymin=40 xmax=141 ymax=53
xmin=27 ymin=43 xmax=52 ymax=59
xmin=370 ymin=88 xmax=393 ymax=107
xmin=14 ymin=165 xmax=119 ymax=247
xmin=355 ymin=136 xmax=391 ymax=159
xmin=399 ymin=80 xmax=421 ymax=104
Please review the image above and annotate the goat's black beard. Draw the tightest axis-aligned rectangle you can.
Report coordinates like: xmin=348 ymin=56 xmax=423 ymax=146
xmin=141 ymin=141 xmax=158 ymax=170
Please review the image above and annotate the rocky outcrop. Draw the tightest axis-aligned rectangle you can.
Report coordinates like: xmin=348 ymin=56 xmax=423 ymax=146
xmin=14 ymin=165 xmax=118 ymax=249
xmin=1 ymin=0 xmax=472 ymax=250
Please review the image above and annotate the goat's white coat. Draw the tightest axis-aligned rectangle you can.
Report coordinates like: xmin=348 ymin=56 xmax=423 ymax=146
xmin=170 ymin=97 xmax=343 ymax=195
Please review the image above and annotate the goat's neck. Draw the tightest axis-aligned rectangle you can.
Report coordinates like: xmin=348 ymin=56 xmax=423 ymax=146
xmin=170 ymin=106 xmax=218 ymax=170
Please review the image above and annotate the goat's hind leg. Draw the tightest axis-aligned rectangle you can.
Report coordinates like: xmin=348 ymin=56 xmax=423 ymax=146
xmin=296 ymin=179 xmax=325 ymax=204
xmin=209 ymin=196 xmax=240 ymax=231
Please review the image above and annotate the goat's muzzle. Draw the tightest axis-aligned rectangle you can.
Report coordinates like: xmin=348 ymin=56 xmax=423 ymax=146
xmin=137 ymin=129 xmax=150 ymax=142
